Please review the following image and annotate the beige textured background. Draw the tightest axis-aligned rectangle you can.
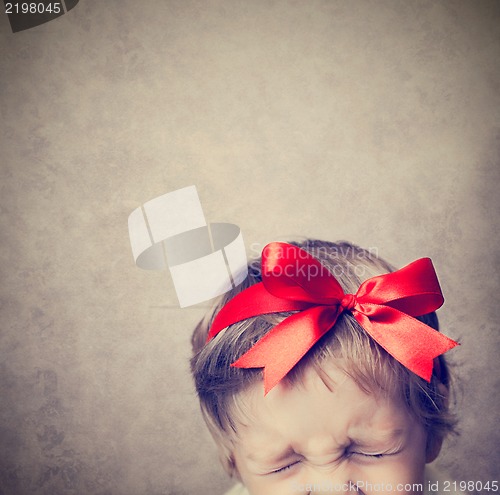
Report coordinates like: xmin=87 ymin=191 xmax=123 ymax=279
xmin=1 ymin=1 xmax=499 ymax=494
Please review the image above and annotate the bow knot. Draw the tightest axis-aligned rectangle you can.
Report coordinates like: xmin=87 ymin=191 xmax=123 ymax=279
xmin=208 ymin=242 xmax=459 ymax=394
xmin=340 ymin=293 xmax=356 ymax=311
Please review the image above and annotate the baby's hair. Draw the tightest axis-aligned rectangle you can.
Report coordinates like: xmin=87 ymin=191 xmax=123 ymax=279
xmin=191 ymin=239 xmax=456 ymax=477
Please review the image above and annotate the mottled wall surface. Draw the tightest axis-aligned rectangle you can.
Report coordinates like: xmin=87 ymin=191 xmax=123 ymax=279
xmin=0 ymin=1 xmax=499 ymax=494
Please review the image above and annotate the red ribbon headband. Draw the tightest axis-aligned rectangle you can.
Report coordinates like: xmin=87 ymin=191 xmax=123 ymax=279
xmin=207 ymin=242 xmax=459 ymax=394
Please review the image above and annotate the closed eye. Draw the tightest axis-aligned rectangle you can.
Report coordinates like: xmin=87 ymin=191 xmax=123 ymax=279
xmin=349 ymin=450 xmax=400 ymax=460
xmin=346 ymin=448 xmax=387 ymax=459
xmin=271 ymin=461 xmax=301 ymax=474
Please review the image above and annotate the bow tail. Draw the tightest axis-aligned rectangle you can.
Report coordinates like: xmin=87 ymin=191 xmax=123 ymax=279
xmin=354 ymin=306 xmax=459 ymax=381
xmin=232 ymin=306 xmax=341 ymax=394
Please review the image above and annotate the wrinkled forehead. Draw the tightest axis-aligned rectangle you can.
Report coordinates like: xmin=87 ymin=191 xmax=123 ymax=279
xmin=227 ymin=360 xmax=408 ymax=444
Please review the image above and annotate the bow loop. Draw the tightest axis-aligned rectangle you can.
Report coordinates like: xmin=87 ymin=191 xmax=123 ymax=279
xmin=208 ymin=242 xmax=459 ymax=394
xmin=261 ymin=242 xmax=345 ymax=304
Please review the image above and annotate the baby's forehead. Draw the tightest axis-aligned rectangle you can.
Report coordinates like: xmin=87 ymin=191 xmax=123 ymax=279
xmin=230 ymin=363 xmax=409 ymax=441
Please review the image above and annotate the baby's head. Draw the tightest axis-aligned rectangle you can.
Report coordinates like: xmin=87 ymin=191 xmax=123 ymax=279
xmin=191 ymin=240 xmax=456 ymax=494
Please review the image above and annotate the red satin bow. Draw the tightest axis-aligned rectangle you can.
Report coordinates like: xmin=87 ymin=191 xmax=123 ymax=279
xmin=207 ymin=242 xmax=459 ymax=394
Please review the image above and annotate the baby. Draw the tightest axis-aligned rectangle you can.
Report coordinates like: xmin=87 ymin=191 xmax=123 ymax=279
xmin=191 ymin=240 xmax=461 ymax=495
